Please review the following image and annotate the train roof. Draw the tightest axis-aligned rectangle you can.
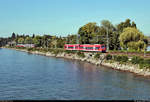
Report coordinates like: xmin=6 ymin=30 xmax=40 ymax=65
xmin=65 ymin=44 xmax=105 ymax=45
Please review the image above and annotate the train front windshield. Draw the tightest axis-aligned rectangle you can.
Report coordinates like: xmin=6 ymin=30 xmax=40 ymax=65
xmin=101 ymin=45 xmax=105 ymax=49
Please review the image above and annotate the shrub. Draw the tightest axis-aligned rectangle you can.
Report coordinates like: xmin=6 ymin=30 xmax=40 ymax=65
xmin=131 ymin=56 xmax=144 ymax=64
xmin=65 ymin=50 xmax=76 ymax=54
xmin=106 ymin=54 xmax=112 ymax=60
xmin=52 ymin=49 xmax=60 ymax=55
xmin=146 ymin=51 xmax=150 ymax=54
xmin=113 ymin=55 xmax=121 ymax=62
xmin=139 ymin=63 xmax=150 ymax=69
xmin=27 ymin=48 xmax=33 ymax=51
xmin=113 ymin=55 xmax=128 ymax=62
xmin=139 ymin=58 xmax=150 ymax=69
xmin=51 ymin=49 xmax=64 ymax=55
xmin=43 ymin=48 xmax=49 ymax=52
xmin=144 ymin=58 xmax=150 ymax=64
xmin=47 ymin=48 xmax=53 ymax=52
xmin=94 ymin=53 xmax=101 ymax=59
xmin=122 ymin=55 xmax=128 ymax=62
xmin=77 ymin=51 xmax=85 ymax=58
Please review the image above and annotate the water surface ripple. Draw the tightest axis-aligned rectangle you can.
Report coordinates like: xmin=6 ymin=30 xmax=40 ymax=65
xmin=0 ymin=48 xmax=150 ymax=100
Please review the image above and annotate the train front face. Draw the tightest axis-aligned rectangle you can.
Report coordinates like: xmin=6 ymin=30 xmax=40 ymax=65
xmin=101 ymin=44 xmax=106 ymax=52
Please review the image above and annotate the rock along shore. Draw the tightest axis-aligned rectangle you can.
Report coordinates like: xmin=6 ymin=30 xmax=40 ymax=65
xmin=5 ymin=47 xmax=150 ymax=78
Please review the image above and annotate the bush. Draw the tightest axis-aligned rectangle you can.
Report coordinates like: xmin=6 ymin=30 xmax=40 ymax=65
xmin=131 ymin=56 xmax=144 ymax=64
xmin=51 ymin=49 xmax=64 ymax=55
xmin=139 ymin=63 xmax=150 ymax=69
xmin=27 ymin=48 xmax=33 ymax=51
xmin=77 ymin=51 xmax=85 ymax=58
xmin=106 ymin=54 xmax=112 ymax=60
xmin=144 ymin=58 xmax=150 ymax=64
xmin=139 ymin=58 xmax=150 ymax=69
xmin=146 ymin=51 xmax=150 ymax=54
xmin=113 ymin=55 xmax=128 ymax=62
xmin=65 ymin=50 xmax=76 ymax=54
xmin=121 ymin=55 xmax=128 ymax=62
xmin=113 ymin=55 xmax=121 ymax=62
xmin=43 ymin=48 xmax=49 ymax=52
xmin=94 ymin=53 xmax=101 ymax=59
xmin=130 ymin=56 xmax=150 ymax=69
xmin=52 ymin=50 xmax=60 ymax=55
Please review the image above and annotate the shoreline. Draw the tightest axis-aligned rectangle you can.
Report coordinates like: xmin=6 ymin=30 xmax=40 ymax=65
xmin=4 ymin=47 xmax=150 ymax=78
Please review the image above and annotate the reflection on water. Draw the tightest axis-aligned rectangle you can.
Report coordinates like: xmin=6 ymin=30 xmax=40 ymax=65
xmin=0 ymin=49 xmax=150 ymax=100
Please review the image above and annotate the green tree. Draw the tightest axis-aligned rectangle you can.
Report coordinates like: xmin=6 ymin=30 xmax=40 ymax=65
xmin=78 ymin=22 xmax=99 ymax=44
xmin=67 ymin=34 xmax=77 ymax=44
xmin=117 ymin=19 xmax=137 ymax=33
xmin=49 ymin=36 xmax=57 ymax=48
xmin=25 ymin=37 xmax=33 ymax=44
xmin=56 ymin=37 xmax=65 ymax=48
xmin=51 ymin=40 xmax=57 ymax=48
xmin=96 ymin=26 xmax=106 ymax=44
xmin=101 ymin=20 xmax=120 ymax=50
xmin=33 ymin=35 xmax=42 ymax=47
xmin=18 ymin=38 xmax=24 ymax=44
xmin=119 ymin=27 xmax=148 ymax=51
xmin=131 ymin=21 xmax=137 ymax=28
xmin=11 ymin=32 xmax=16 ymax=41
xmin=101 ymin=20 xmax=113 ymax=29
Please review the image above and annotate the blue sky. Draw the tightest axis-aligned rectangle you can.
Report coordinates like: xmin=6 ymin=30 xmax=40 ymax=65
xmin=0 ymin=0 xmax=150 ymax=37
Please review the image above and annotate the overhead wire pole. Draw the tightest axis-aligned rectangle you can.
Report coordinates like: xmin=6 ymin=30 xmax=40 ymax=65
xmin=76 ymin=33 xmax=79 ymax=52
xmin=144 ymin=49 xmax=146 ymax=57
xmin=76 ymin=34 xmax=78 ymax=44
xmin=77 ymin=33 xmax=80 ymax=44
xmin=106 ymin=27 xmax=109 ymax=52
xmin=144 ymin=46 xmax=146 ymax=57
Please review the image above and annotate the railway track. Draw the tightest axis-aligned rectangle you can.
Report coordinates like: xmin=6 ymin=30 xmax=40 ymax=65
xmin=107 ymin=52 xmax=150 ymax=58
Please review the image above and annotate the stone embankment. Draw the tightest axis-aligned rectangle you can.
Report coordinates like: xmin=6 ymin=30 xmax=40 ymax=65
xmin=6 ymin=47 xmax=150 ymax=77
xmin=101 ymin=61 xmax=150 ymax=77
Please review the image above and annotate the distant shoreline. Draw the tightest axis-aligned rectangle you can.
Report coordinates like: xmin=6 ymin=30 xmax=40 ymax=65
xmin=4 ymin=47 xmax=150 ymax=78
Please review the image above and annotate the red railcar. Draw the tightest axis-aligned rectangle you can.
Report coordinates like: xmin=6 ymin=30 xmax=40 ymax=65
xmin=16 ymin=44 xmax=25 ymax=47
xmin=64 ymin=44 xmax=106 ymax=52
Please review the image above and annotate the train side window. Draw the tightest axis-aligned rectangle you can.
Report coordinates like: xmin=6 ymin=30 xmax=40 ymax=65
xmin=86 ymin=47 xmax=93 ymax=49
xmin=95 ymin=47 xmax=100 ymax=49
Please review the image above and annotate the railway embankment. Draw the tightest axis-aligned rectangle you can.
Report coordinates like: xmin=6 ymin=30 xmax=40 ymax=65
xmin=4 ymin=47 xmax=150 ymax=78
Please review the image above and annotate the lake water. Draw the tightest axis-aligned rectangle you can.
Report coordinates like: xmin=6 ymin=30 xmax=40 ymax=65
xmin=0 ymin=48 xmax=150 ymax=100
